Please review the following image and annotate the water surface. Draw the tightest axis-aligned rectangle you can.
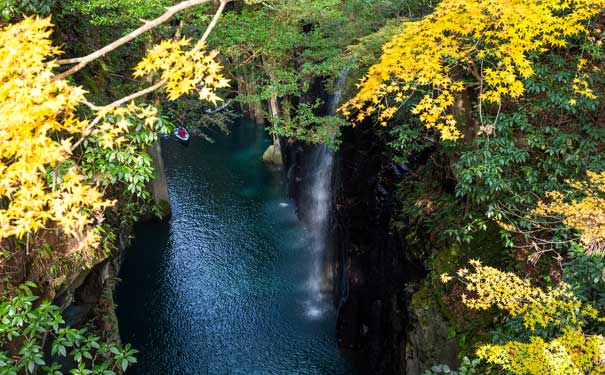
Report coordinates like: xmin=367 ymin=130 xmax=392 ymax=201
xmin=116 ymin=119 xmax=352 ymax=374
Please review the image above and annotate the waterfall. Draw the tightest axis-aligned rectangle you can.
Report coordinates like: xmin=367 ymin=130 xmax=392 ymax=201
xmin=304 ymin=66 xmax=350 ymax=318
xmin=329 ymin=66 xmax=351 ymax=115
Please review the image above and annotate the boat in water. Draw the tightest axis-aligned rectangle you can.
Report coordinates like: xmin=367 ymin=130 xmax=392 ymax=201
xmin=174 ymin=127 xmax=190 ymax=145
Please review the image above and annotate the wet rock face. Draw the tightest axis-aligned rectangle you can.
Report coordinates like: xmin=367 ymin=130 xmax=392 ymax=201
xmin=54 ymin=258 xmax=112 ymax=328
xmin=332 ymin=123 xmax=412 ymax=374
xmin=332 ymin=123 xmax=455 ymax=375
xmin=280 ymin=114 xmax=458 ymax=374
xmin=43 ymin=255 xmax=123 ymax=370
xmin=405 ymin=295 xmax=460 ymax=375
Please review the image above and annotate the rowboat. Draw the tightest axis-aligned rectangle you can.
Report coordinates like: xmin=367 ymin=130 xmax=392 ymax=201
xmin=174 ymin=127 xmax=190 ymax=145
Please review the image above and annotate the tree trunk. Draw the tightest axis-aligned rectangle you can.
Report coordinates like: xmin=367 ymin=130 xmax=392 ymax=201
xmin=269 ymin=91 xmax=280 ymax=149
xmin=234 ymin=76 xmax=248 ymax=116
xmin=453 ymin=87 xmax=478 ymax=144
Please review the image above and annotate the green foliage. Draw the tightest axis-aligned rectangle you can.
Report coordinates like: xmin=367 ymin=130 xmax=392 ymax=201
xmin=271 ymin=101 xmax=348 ymax=149
xmin=453 ymin=49 xmax=605 ymax=242
xmin=345 ymin=19 xmax=404 ymax=71
xmin=80 ymin=108 xmax=169 ymax=200
xmin=207 ymin=4 xmax=346 ymax=144
xmin=563 ymin=245 xmax=605 ymax=313
xmin=208 ymin=0 xmax=418 ymax=148
xmin=57 ymin=0 xmax=172 ymax=27
xmin=1 ymin=0 xmax=51 ymax=20
xmin=388 ymin=117 xmax=432 ymax=165
xmin=423 ymin=357 xmax=483 ymax=375
xmin=0 ymin=283 xmax=137 ymax=375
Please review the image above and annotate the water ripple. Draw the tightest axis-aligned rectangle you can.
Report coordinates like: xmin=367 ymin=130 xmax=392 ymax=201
xmin=116 ymin=119 xmax=353 ymax=375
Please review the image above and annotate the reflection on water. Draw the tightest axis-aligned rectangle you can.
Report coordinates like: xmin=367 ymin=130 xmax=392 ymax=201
xmin=116 ymin=119 xmax=353 ymax=374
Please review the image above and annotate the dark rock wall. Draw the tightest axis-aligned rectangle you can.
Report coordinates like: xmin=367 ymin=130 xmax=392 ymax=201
xmin=333 ymin=124 xmax=414 ymax=375
xmin=52 ymin=229 xmax=132 ymax=341
xmin=281 ymin=121 xmax=460 ymax=375
xmin=334 ymin=124 xmax=465 ymax=375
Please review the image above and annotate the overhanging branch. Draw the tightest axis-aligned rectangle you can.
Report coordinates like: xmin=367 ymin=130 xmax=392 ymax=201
xmin=55 ymin=0 xmax=228 ymax=81
xmin=70 ymin=0 xmax=230 ymax=150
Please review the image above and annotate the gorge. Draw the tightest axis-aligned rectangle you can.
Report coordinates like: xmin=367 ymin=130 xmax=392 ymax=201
xmin=3 ymin=1 xmax=604 ymax=374
xmin=115 ymin=119 xmax=354 ymax=374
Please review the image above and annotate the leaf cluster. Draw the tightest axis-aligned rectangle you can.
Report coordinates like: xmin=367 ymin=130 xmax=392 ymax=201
xmin=0 ymin=283 xmax=137 ymax=375
xmin=441 ymin=262 xmax=605 ymax=375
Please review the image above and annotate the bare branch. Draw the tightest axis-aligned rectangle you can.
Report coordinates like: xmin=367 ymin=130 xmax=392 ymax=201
xmin=201 ymin=0 xmax=228 ymax=43
xmin=72 ymin=79 xmax=167 ymax=151
xmin=98 ymin=79 xmax=167 ymax=112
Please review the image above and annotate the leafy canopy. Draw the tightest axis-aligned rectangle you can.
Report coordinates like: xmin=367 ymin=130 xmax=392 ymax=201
xmin=0 ymin=282 xmax=137 ymax=375
xmin=342 ymin=0 xmax=603 ymax=140
xmin=0 ymin=17 xmax=109 ymax=243
xmin=0 ymin=15 xmax=227 ymax=250
xmin=442 ymin=261 xmax=605 ymax=375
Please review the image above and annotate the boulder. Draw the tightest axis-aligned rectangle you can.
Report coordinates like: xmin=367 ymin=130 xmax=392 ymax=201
xmin=262 ymin=144 xmax=283 ymax=166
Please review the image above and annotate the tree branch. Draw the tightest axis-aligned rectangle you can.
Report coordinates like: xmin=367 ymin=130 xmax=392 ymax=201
xmin=70 ymin=0 xmax=230 ymax=150
xmin=72 ymin=79 xmax=167 ymax=151
xmin=55 ymin=0 xmax=219 ymax=80
xmin=201 ymin=0 xmax=228 ymax=43
xmin=87 ymin=79 xmax=168 ymax=112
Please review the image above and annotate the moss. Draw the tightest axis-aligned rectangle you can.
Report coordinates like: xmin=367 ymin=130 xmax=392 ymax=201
xmin=430 ymin=242 xmax=462 ymax=277
xmin=419 ymin=228 xmax=515 ymax=356
xmin=403 ymin=222 xmax=515 ymax=357
xmin=410 ymin=280 xmax=440 ymax=318
xmin=395 ymin=156 xmax=523 ymax=359
xmin=91 ymin=275 xmax=121 ymax=343
xmin=431 ymin=224 xmax=516 ymax=277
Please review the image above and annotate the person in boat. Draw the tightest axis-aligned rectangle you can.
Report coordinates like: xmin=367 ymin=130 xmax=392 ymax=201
xmin=177 ymin=127 xmax=186 ymax=138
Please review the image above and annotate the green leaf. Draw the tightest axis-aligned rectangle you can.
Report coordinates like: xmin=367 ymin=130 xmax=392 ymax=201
xmin=120 ymin=359 xmax=129 ymax=372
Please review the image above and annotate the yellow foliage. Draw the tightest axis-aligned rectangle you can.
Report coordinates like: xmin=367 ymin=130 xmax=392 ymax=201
xmin=0 ymin=17 xmax=228 ymax=249
xmin=134 ymin=38 xmax=229 ymax=103
xmin=445 ymin=261 xmax=605 ymax=374
xmin=342 ymin=0 xmax=603 ymax=140
xmin=0 ymin=17 xmax=111 ymax=241
xmin=440 ymin=272 xmax=453 ymax=283
xmin=477 ymin=328 xmax=605 ymax=375
xmin=95 ymin=103 xmax=159 ymax=150
xmin=457 ymin=260 xmax=594 ymax=331
xmin=535 ymin=171 xmax=605 ymax=250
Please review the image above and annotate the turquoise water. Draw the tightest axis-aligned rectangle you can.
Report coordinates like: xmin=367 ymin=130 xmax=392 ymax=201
xmin=115 ymin=119 xmax=353 ymax=374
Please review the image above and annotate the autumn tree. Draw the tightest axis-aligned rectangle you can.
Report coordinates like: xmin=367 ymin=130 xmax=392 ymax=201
xmin=342 ymin=0 xmax=603 ymax=140
xmin=0 ymin=1 xmax=231 ymax=373
xmin=0 ymin=0 xmax=229 ymax=286
xmin=440 ymin=261 xmax=605 ymax=375
xmin=346 ymin=2 xmax=605 ymax=371
xmin=340 ymin=0 xmax=605 ymax=260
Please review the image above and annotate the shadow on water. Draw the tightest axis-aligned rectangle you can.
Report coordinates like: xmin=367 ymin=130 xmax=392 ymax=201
xmin=116 ymin=118 xmax=354 ymax=374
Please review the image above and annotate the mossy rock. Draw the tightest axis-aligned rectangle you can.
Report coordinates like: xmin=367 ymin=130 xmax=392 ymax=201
xmin=406 ymin=281 xmax=460 ymax=374
xmin=262 ymin=144 xmax=283 ymax=166
xmin=430 ymin=223 xmax=515 ymax=277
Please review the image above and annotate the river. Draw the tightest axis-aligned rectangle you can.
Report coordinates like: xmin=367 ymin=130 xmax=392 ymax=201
xmin=115 ymin=118 xmax=353 ymax=374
